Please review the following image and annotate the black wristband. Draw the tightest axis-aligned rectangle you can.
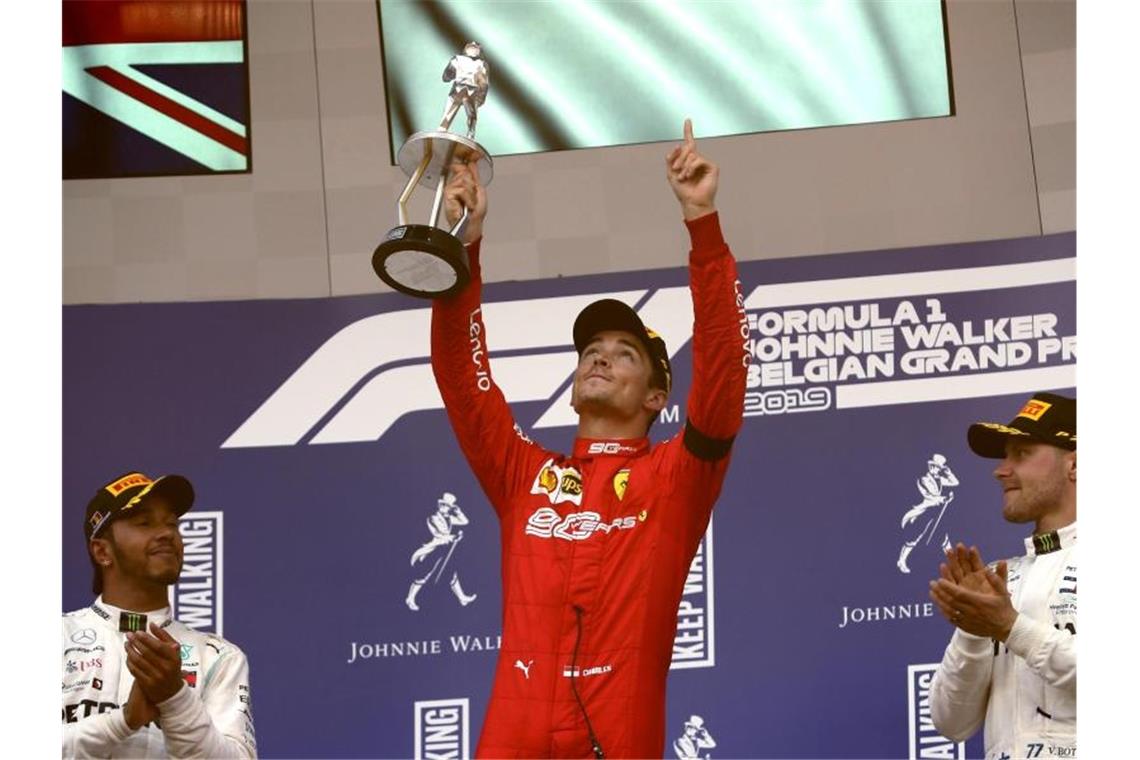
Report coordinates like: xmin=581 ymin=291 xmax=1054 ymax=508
xmin=682 ymin=420 xmax=735 ymax=461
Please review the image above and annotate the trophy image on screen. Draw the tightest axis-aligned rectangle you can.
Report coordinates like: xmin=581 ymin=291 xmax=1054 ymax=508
xmin=372 ymin=41 xmax=494 ymax=298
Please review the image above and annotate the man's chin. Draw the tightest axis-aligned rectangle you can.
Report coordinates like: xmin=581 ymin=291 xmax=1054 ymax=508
xmin=1002 ymin=500 xmax=1032 ymax=524
xmin=149 ymin=563 xmax=182 ymax=586
xmin=573 ymin=394 xmax=614 ymax=414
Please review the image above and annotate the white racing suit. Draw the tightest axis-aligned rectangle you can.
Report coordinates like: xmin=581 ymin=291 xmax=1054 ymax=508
xmin=62 ymin=597 xmax=257 ymax=758
xmin=930 ymin=523 xmax=1076 ymax=759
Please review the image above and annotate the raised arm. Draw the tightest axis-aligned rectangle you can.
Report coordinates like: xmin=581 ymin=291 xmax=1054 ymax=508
xmin=665 ymin=119 xmax=749 ymax=460
xmin=430 ymin=161 xmax=546 ymax=513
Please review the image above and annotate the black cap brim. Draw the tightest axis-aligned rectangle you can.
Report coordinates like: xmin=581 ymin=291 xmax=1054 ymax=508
xmin=967 ymin=422 xmax=1035 ymax=458
xmin=125 ymin=474 xmax=195 ymax=518
xmin=573 ymin=299 xmax=652 ymax=354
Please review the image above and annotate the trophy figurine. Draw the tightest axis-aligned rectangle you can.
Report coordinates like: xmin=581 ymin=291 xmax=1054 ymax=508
xmin=373 ymin=41 xmax=494 ymax=298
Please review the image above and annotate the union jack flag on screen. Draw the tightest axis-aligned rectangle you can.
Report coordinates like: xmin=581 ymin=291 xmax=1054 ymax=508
xmin=63 ymin=0 xmax=251 ymax=179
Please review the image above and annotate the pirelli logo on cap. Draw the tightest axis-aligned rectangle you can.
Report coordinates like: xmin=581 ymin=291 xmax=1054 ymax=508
xmin=105 ymin=473 xmax=152 ymax=496
xmin=1017 ymin=400 xmax=1052 ymax=421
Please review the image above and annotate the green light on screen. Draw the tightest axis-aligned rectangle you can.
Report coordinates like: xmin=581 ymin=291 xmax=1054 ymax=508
xmin=378 ymin=0 xmax=951 ymax=160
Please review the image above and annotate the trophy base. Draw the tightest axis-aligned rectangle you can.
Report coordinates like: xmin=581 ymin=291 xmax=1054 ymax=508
xmin=372 ymin=224 xmax=470 ymax=299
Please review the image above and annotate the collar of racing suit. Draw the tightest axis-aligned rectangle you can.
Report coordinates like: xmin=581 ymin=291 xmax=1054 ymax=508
xmin=572 ymin=437 xmax=650 ymax=459
xmin=90 ymin=595 xmax=174 ymax=632
xmin=1024 ymin=521 xmax=1076 ymax=557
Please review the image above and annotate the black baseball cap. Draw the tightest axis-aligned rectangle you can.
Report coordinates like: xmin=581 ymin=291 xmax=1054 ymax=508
xmin=967 ymin=392 xmax=1076 ymax=458
xmin=573 ymin=299 xmax=672 ymax=393
xmin=85 ymin=471 xmax=195 ymax=541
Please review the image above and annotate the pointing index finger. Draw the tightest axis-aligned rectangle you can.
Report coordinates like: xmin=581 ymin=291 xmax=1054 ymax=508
xmin=683 ymin=118 xmax=695 ymax=146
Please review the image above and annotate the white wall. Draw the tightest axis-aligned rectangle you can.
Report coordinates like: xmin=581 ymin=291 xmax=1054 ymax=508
xmin=62 ymin=0 xmax=1074 ymax=305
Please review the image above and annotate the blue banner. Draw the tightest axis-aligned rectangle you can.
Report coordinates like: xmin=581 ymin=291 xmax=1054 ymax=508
xmin=62 ymin=232 xmax=1075 ymax=758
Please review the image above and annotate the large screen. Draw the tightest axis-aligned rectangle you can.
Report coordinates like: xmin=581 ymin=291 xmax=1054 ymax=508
xmin=378 ymin=0 xmax=953 ymax=161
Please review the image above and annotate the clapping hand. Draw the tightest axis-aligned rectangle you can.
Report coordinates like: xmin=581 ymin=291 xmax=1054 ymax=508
xmin=124 ymin=623 xmax=185 ymax=705
xmin=929 ymin=543 xmax=1018 ymax=640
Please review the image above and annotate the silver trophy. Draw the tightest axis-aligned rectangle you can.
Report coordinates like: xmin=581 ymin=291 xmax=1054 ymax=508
xmin=373 ymin=41 xmax=494 ymax=298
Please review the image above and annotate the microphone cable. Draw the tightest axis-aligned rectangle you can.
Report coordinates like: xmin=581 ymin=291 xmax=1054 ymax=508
xmin=571 ymin=605 xmax=605 ymax=759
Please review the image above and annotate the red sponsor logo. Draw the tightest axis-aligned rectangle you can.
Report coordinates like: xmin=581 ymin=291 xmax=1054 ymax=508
xmin=106 ymin=473 xmax=151 ymax=495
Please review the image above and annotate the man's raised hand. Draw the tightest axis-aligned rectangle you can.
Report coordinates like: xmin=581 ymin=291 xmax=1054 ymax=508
xmin=666 ymin=118 xmax=719 ymax=221
xmin=443 ymin=158 xmax=487 ymax=245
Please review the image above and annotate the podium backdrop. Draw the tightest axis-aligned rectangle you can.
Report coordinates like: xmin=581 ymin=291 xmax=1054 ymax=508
xmin=62 ymin=232 xmax=1074 ymax=759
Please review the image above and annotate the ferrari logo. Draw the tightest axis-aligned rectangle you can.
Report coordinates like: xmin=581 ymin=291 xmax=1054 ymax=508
xmin=613 ymin=469 xmax=630 ymax=500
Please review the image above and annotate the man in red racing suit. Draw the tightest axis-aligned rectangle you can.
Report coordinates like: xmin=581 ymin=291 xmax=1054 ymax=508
xmin=431 ymin=120 xmax=748 ymax=758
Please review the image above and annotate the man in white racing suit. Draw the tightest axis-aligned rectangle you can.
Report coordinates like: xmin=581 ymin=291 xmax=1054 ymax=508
xmin=63 ymin=471 xmax=257 ymax=758
xmin=929 ymin=392 xmax=1076 ymax=760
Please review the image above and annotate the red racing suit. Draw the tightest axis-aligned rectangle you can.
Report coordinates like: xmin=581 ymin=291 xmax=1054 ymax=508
xmin=431 ymin=212 xmax=748 ymax=758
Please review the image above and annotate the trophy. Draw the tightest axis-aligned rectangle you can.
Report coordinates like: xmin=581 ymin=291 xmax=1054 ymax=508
xmin=373 ymin=41 xmax=494 ymax=298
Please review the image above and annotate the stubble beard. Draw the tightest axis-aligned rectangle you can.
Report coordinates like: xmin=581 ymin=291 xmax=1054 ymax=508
xmin=118 ymin=550 xmax=182 ymax=589
xmin=152 ymin=562 xmax=182 ymax=586
xmin=573 ymin=377 xmax=618 ymax=415
xmin=1002 ymin=476 xmax=1064 ymax=526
